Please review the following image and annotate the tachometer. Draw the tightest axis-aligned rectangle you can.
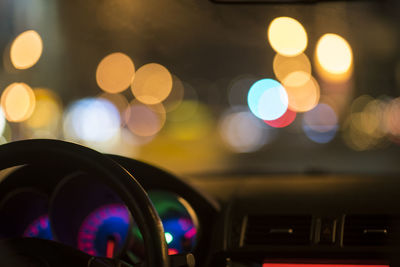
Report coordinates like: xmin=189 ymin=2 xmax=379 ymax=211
xmin=77 ymin=203 xmax=131 ymax=258
xmin=23 ymin=214 xmax=53 ymax=240
xmin=129 ymin=190 xmax=198 ymax=259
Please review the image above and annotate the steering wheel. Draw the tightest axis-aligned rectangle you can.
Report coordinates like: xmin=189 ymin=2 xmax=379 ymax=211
xmin=0 ymin=139 xmax=169 ymax=267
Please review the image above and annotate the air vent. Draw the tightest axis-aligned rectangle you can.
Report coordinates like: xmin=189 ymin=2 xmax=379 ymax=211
xmin=243 ymin=215 xmax=312 ymax=246
xmin=344 ymin=215 xmax=400 ymax=246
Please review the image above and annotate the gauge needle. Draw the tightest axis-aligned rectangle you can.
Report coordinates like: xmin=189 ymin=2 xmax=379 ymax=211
xmin=106 ymin=237 xmax=116 ymax=258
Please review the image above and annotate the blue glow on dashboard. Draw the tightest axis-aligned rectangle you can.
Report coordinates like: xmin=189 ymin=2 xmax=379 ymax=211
xmin=77 ymin=204 xmax=130 ymax=257
xmin=23 ymin=214 xmax=53 ymax=240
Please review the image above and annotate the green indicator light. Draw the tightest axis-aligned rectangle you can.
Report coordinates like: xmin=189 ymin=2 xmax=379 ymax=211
xmin=165 ymin=232 xmax=173 ymax=244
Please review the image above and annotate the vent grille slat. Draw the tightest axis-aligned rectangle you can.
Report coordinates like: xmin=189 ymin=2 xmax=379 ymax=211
xmin=243 ymin=215 xmax=311 ymax=246
xmin=344 ymin=215 xmax=400 ymax=246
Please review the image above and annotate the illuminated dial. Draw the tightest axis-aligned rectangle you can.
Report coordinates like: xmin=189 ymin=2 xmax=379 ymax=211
xmin=23 ymin=214 xmax=53 ymax=240
xmin=129 ymin=191 xmax=198 ymax=259
xmin=77 ymin=204 xmax=131 ymax=258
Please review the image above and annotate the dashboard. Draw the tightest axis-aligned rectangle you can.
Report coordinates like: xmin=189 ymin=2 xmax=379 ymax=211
xmin=1 ymin=155 xmax=400 ymax=267
xmin=187 ymin=174 xmax=400 ymax=266
xmin=0 ymin=155 xmax=218 ymax=266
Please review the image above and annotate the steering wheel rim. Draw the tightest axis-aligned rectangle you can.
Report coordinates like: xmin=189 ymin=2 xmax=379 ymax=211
xmin=0 ymin=139 xmax=169 ymax=267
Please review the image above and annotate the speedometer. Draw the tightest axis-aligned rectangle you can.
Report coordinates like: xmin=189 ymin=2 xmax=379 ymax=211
xmin=77 ymin=204 xmax=131 ymax=258
xmin=49 ymin=173 xmax=199 ymax=260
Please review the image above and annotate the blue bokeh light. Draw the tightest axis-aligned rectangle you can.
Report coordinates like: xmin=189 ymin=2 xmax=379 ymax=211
xmin=247 ymin=79 xmax=288 ymax=120
xmin=302 ymin=103 xmax=338 ymax=144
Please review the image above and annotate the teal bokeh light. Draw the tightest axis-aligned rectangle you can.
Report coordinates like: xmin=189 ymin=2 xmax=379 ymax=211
xmin=247 ymin=79 xmax=288 ymax=121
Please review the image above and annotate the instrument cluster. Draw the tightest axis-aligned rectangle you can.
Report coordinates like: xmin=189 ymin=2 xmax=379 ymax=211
xmin=0 ymin=171 xmax=199 ymax=262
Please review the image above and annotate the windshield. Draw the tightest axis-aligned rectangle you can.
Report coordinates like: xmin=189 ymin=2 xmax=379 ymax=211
xmin=0 ymin=0 xmax=399 ymax=175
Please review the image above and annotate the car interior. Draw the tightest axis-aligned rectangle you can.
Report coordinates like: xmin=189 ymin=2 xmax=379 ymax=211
xmin=0 ymin=0 xmax=400 ymax=266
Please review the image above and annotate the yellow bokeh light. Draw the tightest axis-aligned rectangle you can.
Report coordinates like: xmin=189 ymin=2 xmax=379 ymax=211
xmin=343 ymin=97 xmax=389 ymax=151
xmin=360 ymin=100 xmax=386 ymax=138
xmin=273 ymin=53 xmax=311 ymax=86
xmin=125 ymin=100 xmax=166 ymax=137
xmin=96 ymin=52 xmax=135 ymax=93
xmin=348 ymin=96 xmax=387 ymax=139
xmin=10 ymin=30 xmax=43 ymax=70
xmin=343 ymin=116 xmax=384 ymax=151
xmin=166 ymin=101 xmax=213 ymax=141
xmin=267 ymin=17 xmax=308 ymax=57
xmin=283 ymin=72 xmax=320 ymax=112
xmin=1 ymin=83 xmax=36 ymax=122
xmin=315 ymin=33 xmax=353 ymax=82
xmin=351 ymin=95 xmax=374 ymax=114
xmin=26 ymin=89 xmax=62 ymax=129
xmin=131 ymin=63 xmax=173 ymax=105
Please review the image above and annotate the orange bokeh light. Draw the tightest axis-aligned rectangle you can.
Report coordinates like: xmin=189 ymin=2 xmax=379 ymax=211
xmin=10 ymin=30 xmax=43 ymax=70
xmin=283 ymin=72 xmax=320 ymax=112
xmin=96 ymin=52 xmax=135 ymax=93
xmin=131 ymin=63 xmax=173 ymax=105
xmin=273 ymin=53 xmax=311 ymax=86
xmin=1 ymin=83 xmax=36 ymax=122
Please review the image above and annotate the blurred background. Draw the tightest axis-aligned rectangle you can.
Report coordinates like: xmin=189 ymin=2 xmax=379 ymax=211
xmin=0 ymin=0 xmax=399 ymax=175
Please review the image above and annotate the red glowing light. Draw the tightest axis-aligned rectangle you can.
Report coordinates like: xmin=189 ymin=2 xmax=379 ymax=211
xmin=168 ymin=248 xmax=179 ymax=255
xmin=106 ymin=238 xmax=115 ymax=258
xmin=264 ymin=108 xmax=296 ymax=128
xmin=263 ymin=264 xmax=389 ymax=267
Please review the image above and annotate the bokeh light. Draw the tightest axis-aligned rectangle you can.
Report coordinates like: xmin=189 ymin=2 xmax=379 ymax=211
xmin=273 ymin=53 xmax=311 ymax=86
xmin=1 ymin=83 xmax=36 ymax=122
xmin=96 ymin=52 xmax=135 ymax=93
xmin=166 ymin=101 xmax=213 ymax=141
xmin=283 ymin=73 xmax=320 ymax=112
xmin=131 ymin=63 xmax=173 ymax=105
xmin=125 ymin=100 xmax=166 ymax=137
xmin=351 ymin=94 xmax=374 ymax=114
xmin=355 ymin=99 xmax=386 ymax=139
xmin=342 ymin=96 xmax=388 ymax=151
xmin=167 ymin=100 xmax=198 ymax=123
xmin=302 ymin=103 xmax=338 ymax=144
xmin=315 ymin=33 xmax=353 ymax=82
xmin=163 ymin=75 xmax=185 ymax=112
xmin=247 ymin=79 xmax=288 ymax=121
xmin=343 ymin=118 xmax=381 ymax=151
xmin=10 ymin=30 xmax=43 ymax=70
xmin=219 ymin=108 xmax=273 ymax=153
xmin=264 ymin=108 xmax=296 ymax=128
xmin=267 ymin=17 xmax=308 ymax=57
xmin=26 ymin=89 xmax=62 ymax=130
xmin=384 ymin=97 xmax=400 ymax=138
xmin=63 ymin=98 xmax=120 ymax=142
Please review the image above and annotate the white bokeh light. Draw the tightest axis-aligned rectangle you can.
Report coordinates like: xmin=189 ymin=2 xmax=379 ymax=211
xmin=64 ymin=98 xmax=120 ymax=142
